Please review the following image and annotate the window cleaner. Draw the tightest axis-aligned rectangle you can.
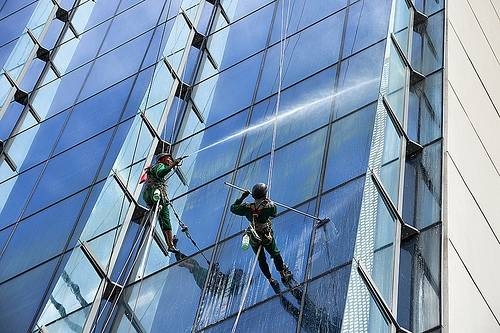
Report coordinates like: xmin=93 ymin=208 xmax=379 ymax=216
xmin=230 ymin=183 xmax=293 ymax=294
xmin=140 ymin=152 xmax=186 ymax=253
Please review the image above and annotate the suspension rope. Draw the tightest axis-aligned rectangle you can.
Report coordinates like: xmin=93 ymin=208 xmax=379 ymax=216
xmin=231 ymin=1 xmax=290 ymax=331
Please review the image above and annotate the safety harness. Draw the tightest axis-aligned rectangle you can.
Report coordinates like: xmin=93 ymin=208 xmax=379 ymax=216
xmin=247 ymin=199 xmax=273 ymax=244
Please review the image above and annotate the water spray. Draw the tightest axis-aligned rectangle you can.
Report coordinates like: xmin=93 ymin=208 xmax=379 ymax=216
xmin=224 ymin=182 xmax=330 ymax=225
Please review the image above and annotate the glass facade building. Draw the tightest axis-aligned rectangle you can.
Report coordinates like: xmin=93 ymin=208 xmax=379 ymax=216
xmin=0 ymin=0 xmax=445 ymax=332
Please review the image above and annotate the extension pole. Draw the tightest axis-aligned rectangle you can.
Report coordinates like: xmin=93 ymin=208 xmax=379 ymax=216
xmin=224 ymin=182 xmax=330 ymax=225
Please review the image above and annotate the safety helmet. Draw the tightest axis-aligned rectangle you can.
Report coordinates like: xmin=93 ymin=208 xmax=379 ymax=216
xmin=156 ymin=152 xmax=173 ymax=162
xmin=252 ymin=183 xmax=268 ymax=199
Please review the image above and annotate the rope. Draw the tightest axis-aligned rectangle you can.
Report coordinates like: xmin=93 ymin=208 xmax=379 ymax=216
xmin=230 ymin=1 xmax=291 ymax=331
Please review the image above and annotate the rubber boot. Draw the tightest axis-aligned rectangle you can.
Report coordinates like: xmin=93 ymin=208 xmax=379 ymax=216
xmin=164 ymin=230 xmax=179 ymax=253
xmin=268 ymin=277 xmax=281 ymax=294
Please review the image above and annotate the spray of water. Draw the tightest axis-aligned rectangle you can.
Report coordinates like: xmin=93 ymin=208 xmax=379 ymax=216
xmin=189 ymin=78 xmax=379 ymax=155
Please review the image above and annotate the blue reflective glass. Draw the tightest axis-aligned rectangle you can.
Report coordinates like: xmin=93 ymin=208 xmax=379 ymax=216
xmin=9 ymin=111 xmax=66 ymax=172
xmin=0 ymin=256 xmax=59 ymax=333
xmin=79 ymin=31 xmax=152 ymax=102
xmin=58 ymin=0 xmax=77 ymax=10
xmin=141 ymin=20 xmax=175 ymax=69
xmin=324 ymin=103 xmax=376 ymax=191
xmin=305 ymin=264 xmax=352 ymax=332
xmin=0 ymin=1 xmax=36 ymax=46
xmin=408 ymin=71 xmax=442 ymax=145
xmin=271 ymin=128 xmax=327 ymax=206
xmin=192 ymin=52 xmax=263 ymax=124
xmin=63 ymin=21 xmax=111 ymax=72
xmin=311 ymin=177 xmax=364 ymax=277
xmin=110 ymin=220 xmax=142 ymax=283
xmin=0 ymin=38 xmax=16 ymax=67
xmin=0 ymin=164 xmax=43 ymax=229
xmin=55 ymin=76 xmax=135 ymax=154
xmin=207 ymin=3 xmax=273 ymax=70
xmin=403 ymin=141 xmax=442 ymax=229
xmin=122 ymin=66 xmax=155 ymax=119
xmin=412 ymin=11 xmax=444 ymax=76
xmin=342 ymin=0 xmax=392 ymax=58
xmin=172 ymin=110 xmax=247 ymax=191
xmin=100 ymin=0 xmax=164 ymax=56
xmin=0 ymin=102 xmax=23 ymax=140
xmin=335 ymin=41 xmax=385 ymax=118
xmin=270 ymin=0 xmax=347 ymax=44
xmin=84 ymin=1 xmax=120 ymax=30
xmin=219 ymin=0 xmax=273 ymax=23
xmin=414 ymin=0 xmax=444 ymax=15
xmin=19 ymin=58 xmax=45 ymax=92
xmin=41 ymin=18 xmax=64 ymax=50
xmin=0 ymin=190 xmax=88 ymax=283
xmin=119 ymin=250 xmax=211 ymax=332
xmin=257 ymin=10 xmax=345 ymax=101
xmin=23 ymin=129 xmax=113 ymax=217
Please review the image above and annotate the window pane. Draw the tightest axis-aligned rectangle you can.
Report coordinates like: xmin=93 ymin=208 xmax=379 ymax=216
xmin=0 ymin=101 xmax=24 ymax=140
xmin=191 ymin=52 xmax=263 ymax=124
xmin=257 ymin=10 xmax=345 ymax=101
xmin=412 ymin=11 xmax=444 ymax=75
xmin=0 ymin=256 xmax=59 ymax=333
xmin=305 ymin=264 xmax=352 ymax=332
xmin=398 ymin=225 xmax=441 ymax=332
xmin=403 ymin=141 xmax=442 ymax=229
xmin=207 ymin=3 xmax=273 ymax=71
xmin=0 ymin=190 xmax=88 ymax=283
xmin=219 ymin=0 xmax=273 ymax=23
xmin=342 ymin=0 xmax=392 ymax=58
xmin=408 ymin=70 xmax=442 ymax=145
xmin=311 ymin=177 xmax=365 ymax=277
xmin=23 ymin=129 xmax=113 ymax=217
xmin=392 ymin=0 xmax=411 ymax=56
xmin=324 ymin=103 xmax=376 ymax=191
xmin=36 ymin=247 xmax=101 ymax=329
xmin=385 ymin=43 xmax=407 ymax=123
xmin=335 ymin=41 xmax=385 ymax=118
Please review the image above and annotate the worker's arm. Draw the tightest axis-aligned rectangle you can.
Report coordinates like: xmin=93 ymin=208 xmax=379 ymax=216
xmin=230 ymin=190 xmax=251 ymax=216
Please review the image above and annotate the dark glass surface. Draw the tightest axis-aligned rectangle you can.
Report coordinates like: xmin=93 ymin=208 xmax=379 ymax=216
xmin=0 ymin=101 xmax=23 ymax=140
xmin=342 ymin=0 xmax=391 ymax=58
xmin=324 ymin=103 xmax=376 ymax=191
xmin=0 ymin=1 xmax=36 ymax=46
xmin=403 ymin=141 xmax=442 ymax=229
xmin=54 ymin=75 xmax=135 ymax=154
xmin=0 ymin=190 xmax=88 ymax=283
xmin=23 ymin=129 xmax=113 ymax=217
xmin=0 ymin=163 xmax=43 ymax=229
xmin=398 ymin=225 xmax=441 ymax=332
xmin=311 ymin=177 xmax=364 ymax=277
xmin=412 ymin=11 xmax=444 ymax=75
xmin=0 ymin=255 xmax=58 ymax=333
xmin=414 ymin=0 xmax=444 ymax=15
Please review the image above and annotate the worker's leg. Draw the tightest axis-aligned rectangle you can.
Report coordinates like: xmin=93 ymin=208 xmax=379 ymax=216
xmin=263 ymin=235 xmax=291 ymax=282
xmin=158 ymin=202 xmax=178 ymax=253
xmin=251 ymin=243 xmax=271 ymax=279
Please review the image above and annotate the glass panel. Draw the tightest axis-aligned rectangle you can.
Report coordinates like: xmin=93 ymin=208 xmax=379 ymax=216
xmin=55 ymin=76 xmax=136 ymax=154
xmin=0 ymin=102 xmax=23 ymax=140
xmin=414 ymin=0 xmax=444 ymax=16
xmin=8 ymin=111 xmax=65 ymax=172
xmin=40 ymin=304 xmax=91 ymax=333
xmin=4 ymin=32 xmax=35 ymax=79
xmin=385 ymin=43 xmax=407 ymax=123
xmin=335 ymin=41 xmax=385 ymax=118
xmin=23 ymin=129 xmax=113 ymax=217
xmin=341 ymin=267 xmax=391 ymax=332
xmin=411 ymin=11 xmax=444 ymax=75
xmin=324 ymin=103 xmax=376 ymax=191
xmin=256 ymin=9 xmax=345 ymax=101
xmin=403 ymin=141 xmax=442 ymax=229
xmin=191 ymin=52 xmax=263 ymax=124
xmin=311 ymin=177 xmax=365 ymax=277
xmin=219 ymin=0 xmax=273 ymax=24
xmin=200 ymin=291 xmax=298 ymax=332
xmin=392 ymin=0 xmax=411 ymax=56
xmin=408 ymin=70 xmax=442 ymax=145
xmin=207 ymin=3 xmax=273 ymax=71
xmin=0 ymin=72 xmax=12 ymax=106
xmin=0 ymin=190 xmax=88 ymax=283
xmin=305 ymin=264 xmax=352 ymax=332
xmin=0 ymin=2 xmax=37 ymax=46
xmin=171 ymin=110 xmax=246 ymax=190
xmin=0 ymin=164 xmax=44 ymax=229
xmin=26 ymin=0 xmax=53 ymax=39
xmin=79 ymin=30 xmax=153 ymax=101
xmin=398 ymin=225 xmax=441 ymax=332
xmin=270 ymin=128 xmax=326 ymax=206
xmin=342 ymin=0 xmax=392 ymax=58
xmin=163 ymin=11 xmax=190 ymax=73
xmin=0 ymin=256 xmax=59 ymax=333
xmin=379 ymin=114 xmax=402 ymax=203
xmin=114 ymin=250 xmax=212 ymax=332
xmin=240 ymin=66 xmax=336 ymax=164
xmin=37 ymin=247 xmax=101 ymax=329
xmin=270 ymin=0 xmax=347 ymax=45
xmin=19 ymin=58 xmax=45 ymax=92
xmin=41 ymin=18 xmax=65 ymax=50
xmin=80 ymin=177 xmax=131 ymax=241
xmin=141 ymin=63 xmax=175 ymax=128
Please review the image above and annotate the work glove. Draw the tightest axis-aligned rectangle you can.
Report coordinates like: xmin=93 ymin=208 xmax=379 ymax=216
xmin=240 ymin=190 xmax=250 ymax=199
xmin=174 ymin=155 xmax=188 ymax=166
